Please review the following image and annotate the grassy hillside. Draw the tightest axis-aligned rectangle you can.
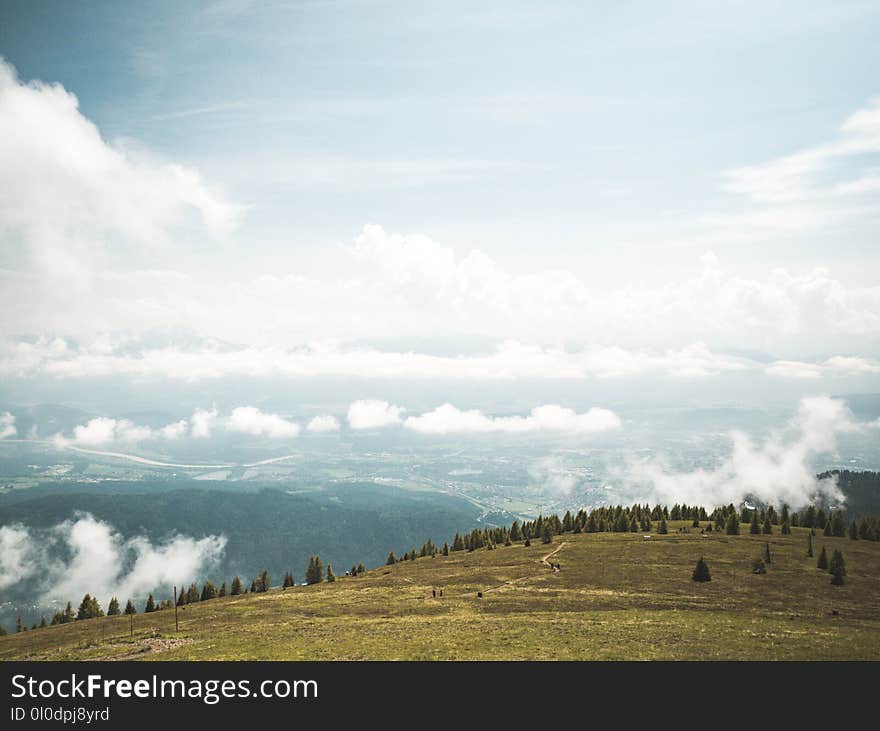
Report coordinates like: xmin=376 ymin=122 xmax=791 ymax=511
xmin=2 ymin=522 xmax=879 ymax=660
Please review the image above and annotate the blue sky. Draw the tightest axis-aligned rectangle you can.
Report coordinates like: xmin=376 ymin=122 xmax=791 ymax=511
xmin=0 ymin=1 xmax=878 ymax=391
xmin=3 ymin=0 xmax=879 ymax=279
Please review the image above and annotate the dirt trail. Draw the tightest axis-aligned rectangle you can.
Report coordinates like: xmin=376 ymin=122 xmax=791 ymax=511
xmin=480 ymin=541 xmax=567 ymax=594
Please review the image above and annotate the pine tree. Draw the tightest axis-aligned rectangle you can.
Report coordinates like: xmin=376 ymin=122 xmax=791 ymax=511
xmin=258 ymin=569 xmax=270 ymax=592
xmin=824 ymin=520 xmax=833 ymax=537
xmin=201 ymin=582 xmax=218 ymax=601
xmin=829 ymin=549 xmax=846 ymax=585
xmin=386 ymin=551 xmax=397 ymax=565
xmin=510 ymin=520 xmax=522 ymax=541
xmin=658 ymin=517 xmax=668 ymax=534
xmin=749 ymin=510 xmax=760 ymax=534
xmin=76 ymin=594 xmax=103 ymax=620
xmin=762 ymin=515 xmax=772 ymax=534
xmin=39 ymin=616 xmax=47 ymax=628
xmin=218 ymin=582 xmax=227 ymax=597
xmin=817 ymin=545 xmax=828 ymax=570
xmin=848 ymin=521 xmax=859 ymax=540
xmin=145 ymin=594 xmax=156 ymax=613
xmin=107 ymin=597 xmax=120 ymax=616
xmin=726 ymin=512 xmax=740 ymax=535
xmin=305 ymin=555 xmax=324 ymax=584
xmin=357 ymin=562 xmax=365 ymax=574
xmin=124 ymin=599 xmax=136 ymax=615
xmin=230 ymin=576 xmax=242 ymax=596
xmin=807 ymin=532 xmax=813 ymax=557
xmin=282 ymin=571 xmax=294 ymax=589
xmin=692 ymin=557 xmax=711 ymax=582
xmin=830 ymin=511 xmax=846 ymax=537
xmin=187 ymin=583 xmax=200 ymax=603
xmin=781 ymin=520 xmax=791 ymax=535
xmin=326 ymin=564 xmax=336 ymax=582
xmin=541 ymin=524 xmax=552 ymax=544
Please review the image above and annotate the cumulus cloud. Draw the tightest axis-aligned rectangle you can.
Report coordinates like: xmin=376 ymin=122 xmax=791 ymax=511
xmin=619 ymin=396 xmax=863 ymax=508
xmin=347 ymin=400 xmax=405 ymax=429
xmin=306 ymin=415 xmax=340 ymax=433
xmin=0 ymin=59 xmax=239 ymax=256
xmin=0 ymin=513 xmax=227 ymax=606
xmin=226 ymin=406 xmax=300 ymax=438
xmin=159 ymin=419 xmax=189 ymax=439
xmin=190 ymin=407 xmax=218 ymax=438
xmin=403 ymin=403 xmax=621 ymax=435
xmin=53 ymin=417 xmax=153 ymax=447
xmin=0 ymin=411 xmax=16 ymax=439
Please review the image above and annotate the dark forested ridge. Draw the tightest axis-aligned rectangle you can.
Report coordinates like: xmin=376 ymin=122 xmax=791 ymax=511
xmin=817 ymin=470 xmax=880 ymax=519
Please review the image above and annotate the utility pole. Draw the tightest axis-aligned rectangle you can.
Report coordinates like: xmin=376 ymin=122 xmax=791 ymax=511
xmin=173 ymin=585 xmax=179 ymax=633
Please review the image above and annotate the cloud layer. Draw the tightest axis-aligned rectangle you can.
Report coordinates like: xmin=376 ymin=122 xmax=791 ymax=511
xmin=404 ymin=404 xmax=621 ymax=435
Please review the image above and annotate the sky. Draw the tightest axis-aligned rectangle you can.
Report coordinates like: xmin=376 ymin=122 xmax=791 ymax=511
xmin=0 ymin=0 xmax=879 ymax=402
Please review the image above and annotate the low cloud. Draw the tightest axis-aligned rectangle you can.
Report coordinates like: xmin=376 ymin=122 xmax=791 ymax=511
xmin=404 ymin=403 xmax=621 ymax=435
xmin=190 ymin=407 xmax=218 ymax=438
xmin=226 ymin=406 xmax=300 ymax=438
xmin=347 ymin=400 xmax=405 ymax=429
xmin=0 ymin=411 xmax=16 ymax=439
xmin=619 ymin=396 xmax=862 ymax=508
xmin=306 ymin=415 xmax=340 ymax=433
xmin=0 ymin=514 xmax=226 ymax=606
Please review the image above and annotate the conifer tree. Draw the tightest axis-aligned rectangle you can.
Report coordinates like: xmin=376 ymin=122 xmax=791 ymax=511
xmin=817 ymin=545 xmax=828 ymax=570
xmin=386 ymin=551 xmax=397 ymax=565
xmin=200 ymin=582 xmax=218 ymax=601
xmin=510 ymin=521 xmax=522 ymax=541
xmin=830 ymin=511 xmax=846 ymax=537
xmin=762 ymin=516 xmax=772 ymax=534
xmin=230 ymin=576 xmax=242 ymax=596
xmin=219 ymin=582 xmax=227 ymax=597
xmin=305 ymin=555 xmax=324 ymax=584
xmin=76 ymin=594 xmax=103 ymax=620
xmin=829 ymin=550 xmax=846 ymax=586
xmin=781 ymin=520 xmax=791 ymax=535
xmin=725 ymin=512 xmax=740 ymax=535
xmin=357 ymin=562 xmax=365 ymax=574
xmin=124 ymin=599 xmax=136 ymax=615
xmin=145 ymin=594 xmax=156 ymax=613
xmin=326 ymin=564 xmax=336 ymax=582
xmin=658 ymin=517 xmax=668 ymax=534
xmin=692 ymin=557 xmax=711 ymax=582
xmin=258 ymin=569 xmax=270 ymax=592
xmin=848 ymin=521 xmax=859 ymax=540
xmin=541 ymin=523 xmax=552 ymax=544
xmin=824 ymin=520 xmax=833 ymax=537
xmin=452 ymin=533 xmax=465 ymax=551
xmin=250 ymin=579 xmax=257 ymax=593
xmin=107 ymin=597 xmax=120 ymax=616
xmin=283 ymin=571 xmax=294 ymax=589
xmin=39 ymin=616 xmax=47 ymax=628
xmin=750 ymin=509 xmax=760 ymax=533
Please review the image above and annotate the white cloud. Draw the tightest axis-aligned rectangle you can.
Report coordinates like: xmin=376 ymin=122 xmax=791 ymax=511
xmin=159 ymin=419 xmax=189 ymax=439
xmin=25 ymin=514 xmax=226 ymax=605
xmin=0 ymin=60 xmax=240 ymax=280
xmin=620 ymin=396 xmax=863 ymax=508
xmin=226 ymin=406 xmax=300 ymax=438
xmin=0 ymin=524 xmax=34 ymax=590
xmin=347 ymin=400 xmax=405 ymax=429
xmin=306 ymin=415 xmax=340 ymax=433
xmin=6 ymin=335 xmax=875 ymax=383
xmin=53 ymin=417 xmax=153 ymax=447
xmin=0 ymin=411 xmax=16 ymax=439
xmin=190 ymin=407 xmax=218 ymax=438
xmin=403 ymin=403 xmax=621 ymax=435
